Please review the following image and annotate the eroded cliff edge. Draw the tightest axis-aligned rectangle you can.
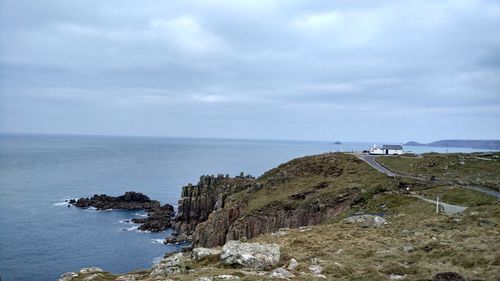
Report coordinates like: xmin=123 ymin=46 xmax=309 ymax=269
xmin=169 ymin=153 xmax=392 ymax=247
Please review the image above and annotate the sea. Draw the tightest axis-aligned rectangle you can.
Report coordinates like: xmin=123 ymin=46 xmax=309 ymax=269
xmin=0 ymin=134 xmax=489 ymax=281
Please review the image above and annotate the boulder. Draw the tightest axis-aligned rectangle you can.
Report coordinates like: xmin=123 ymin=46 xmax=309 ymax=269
xmin=220 ymin=240 xmax=280 ymax=270
xmin=149 ymin=253 xmax=186 ymax=277
xmin=192 ymin=247 xmax=221 ymax=261
xmin=269 ymin=268 xmax=295 ymax=279
xmin=287 ymin=258 xmax=299 ymax=271
xmin=344 ymin=214 xmax=386 ymax=227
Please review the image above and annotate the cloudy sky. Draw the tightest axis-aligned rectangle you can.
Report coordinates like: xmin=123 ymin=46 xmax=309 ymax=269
xmin=1 ymin=0 xmax=499 ymax=142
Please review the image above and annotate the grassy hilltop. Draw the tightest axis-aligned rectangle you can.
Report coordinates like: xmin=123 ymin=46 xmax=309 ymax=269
xmin=65 ymin=153 xmax=499 ymax=281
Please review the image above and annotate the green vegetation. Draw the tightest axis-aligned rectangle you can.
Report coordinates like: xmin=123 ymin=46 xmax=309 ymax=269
xmin=237 ymin=153 xmax=394 ymax=216
xmin=376 ymin=152 xmax=500 ymax=191
xmin=417 ymin=185 xmax=497 ymax=207
xmin=71 ymin=152 xmax=499 ymax=281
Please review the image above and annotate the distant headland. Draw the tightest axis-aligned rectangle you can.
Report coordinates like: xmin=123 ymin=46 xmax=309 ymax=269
xmin=405 ymin=139 xmax=500 ymax=150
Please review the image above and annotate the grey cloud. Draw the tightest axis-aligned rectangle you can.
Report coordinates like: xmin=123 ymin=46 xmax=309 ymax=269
xmin=1 ymin=0 xmax=499 ymax=141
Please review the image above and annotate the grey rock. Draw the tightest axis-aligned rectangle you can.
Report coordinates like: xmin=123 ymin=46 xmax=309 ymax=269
xmin=287 ymin=258 xmax=299 ymax=271
xmin=149 ymin=253 xmax=186 ymax=277
xmin=402 ymin=246 xmax=415 ymax=252
xmin=308 ymin=264 xmax=323 ymax=274
xmin=58 ymin=272 xmax=78 ymax=281
xmin=269 ymin=268 xmax=295 ymax=279
xmin=79 ymin=268 xmax=104 ymax=274
xmin=344 ymin=214 xmax=386 ymax=227
xmin=192 ymin=247 xmax=221 ymax=261
xmin=220 ymin=240 xmax=280 ymax=270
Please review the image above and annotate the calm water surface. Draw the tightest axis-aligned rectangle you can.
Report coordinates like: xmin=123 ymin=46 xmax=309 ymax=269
xmin=0 ymin=134 xmax=488 ymax=280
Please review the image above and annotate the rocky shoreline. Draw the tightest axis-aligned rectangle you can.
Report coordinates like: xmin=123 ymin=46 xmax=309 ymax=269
xmin=69 ymin=191 xmax=175 ymax=232
xmin=59 ymin=152 xmax=500 ymax=280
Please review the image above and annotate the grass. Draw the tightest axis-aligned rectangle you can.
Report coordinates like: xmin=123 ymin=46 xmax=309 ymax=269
xmin=234 ymin=153 xmax=394 ymax=216
xmin=70 ymin=152 xmax=500 ymax=281
xmin=416 ymin=185 xmax=497 ymax=207
xmin=249 ymin=193 xmax=499 ymax=281
xmin=376 ymin=152 xmax=500 ymax=191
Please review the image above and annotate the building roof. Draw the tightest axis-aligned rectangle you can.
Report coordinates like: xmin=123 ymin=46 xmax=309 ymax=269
xmin=382 ymin=144 xmax=403 ymax=150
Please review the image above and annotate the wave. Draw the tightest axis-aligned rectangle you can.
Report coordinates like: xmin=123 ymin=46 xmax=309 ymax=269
xmin=119 ymin=219 xmax=134 ymax=225
xmin=134 ymin=212 xmax=148 ymax=217
xmin=151 ymin=239 xmax=165 ymax=244
xmin=53 ymin=198 xmax=77 ymax=207
xmin=152 ymin=255 xmax=163 ymax=264
xmin=121 ymin=225 xmax=139 ymax=232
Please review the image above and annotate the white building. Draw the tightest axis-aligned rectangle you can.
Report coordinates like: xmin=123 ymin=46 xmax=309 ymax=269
xmin=369 ymin=144 xmax=403 ymax=155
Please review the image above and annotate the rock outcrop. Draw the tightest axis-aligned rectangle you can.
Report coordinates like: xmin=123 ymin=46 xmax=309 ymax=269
xmin=168 ymin=174 xmax=257 ymax=243
xmin=71 ymin=192 xmax=175 ymax=232
xmin=191 ymin=247 xmax=222 ymax=261
xmin=149 ymin=253 xmax=186 ymax=278
xmin=168 ymin=153 xmax=364 ymax=247
xmin=220 ymin=240 xmax=280 ymax=270
xmin=71 ymin=192 xmax=160 ymax=210
xmin=192 ymin=191 xmax=358 ymax=247
xmin=132 ymin=204 xmax=175 ymax=232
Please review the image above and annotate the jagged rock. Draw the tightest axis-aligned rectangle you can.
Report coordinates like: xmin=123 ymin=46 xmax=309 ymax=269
xmin=58 ymin=272 xmax=78 ymax=281
xmin=149 ymin=253 xmax=186 ymax=277
xmin=192 ymin=247 xmax=221 ymax=261
xmin=73 ymin=192 xmax=160 ymax=210
xmin=165 ymin=232 xmax=191 ymax=244
xmin=132 ymin=204 xmax=175 ymax=232
xmin=72 ymin=192 xmax=175 ymax=232
xmin=79 ymin=267 xmax=104 ymax=274
xmin=344 ymin=214 xmax=386 ymax=227
xmin=220 ymin=240 xmax=280 ymax=270
xmin=269 ymin=268 xmax=295 ymax=279
xmin=287 ymin=258 xmax=299 ymax=271
xmin=173 ymin=174 xmax=256 ymax=236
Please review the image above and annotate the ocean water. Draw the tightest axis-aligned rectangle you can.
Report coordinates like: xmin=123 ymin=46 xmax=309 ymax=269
xmin=0 ymin=134 xmax=489 ymax=281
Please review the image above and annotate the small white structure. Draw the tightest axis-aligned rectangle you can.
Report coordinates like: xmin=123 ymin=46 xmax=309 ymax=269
xmin=369 ymin=144 xmax=403 ymax=155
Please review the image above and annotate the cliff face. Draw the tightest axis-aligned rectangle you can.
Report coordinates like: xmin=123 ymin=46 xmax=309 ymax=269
xmin=192 ymin=192 xmax=358 ymax=247
xmin=173 ymin=174 xmax=257 ymax=235
xmin=171 ymin=153 xmax=390 ymax=247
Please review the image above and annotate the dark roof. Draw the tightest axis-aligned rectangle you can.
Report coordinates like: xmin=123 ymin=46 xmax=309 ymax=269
xmin=382 ymin=144 xmax=402 ymax=150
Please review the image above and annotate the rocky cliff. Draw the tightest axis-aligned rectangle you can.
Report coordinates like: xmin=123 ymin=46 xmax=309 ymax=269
xmin=170 ymin=153 xmax=389 ymax=247
xmin=169 ymin=173 xmax=258 ymax=242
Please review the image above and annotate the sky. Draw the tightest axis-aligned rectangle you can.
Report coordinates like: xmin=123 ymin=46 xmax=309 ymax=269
xmin=1 ymin=0 xmax=499 ymax=143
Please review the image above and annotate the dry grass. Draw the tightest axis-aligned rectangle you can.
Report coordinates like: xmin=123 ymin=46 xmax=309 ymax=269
xmin=377 ymin=152 xmax=500 ymax=191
